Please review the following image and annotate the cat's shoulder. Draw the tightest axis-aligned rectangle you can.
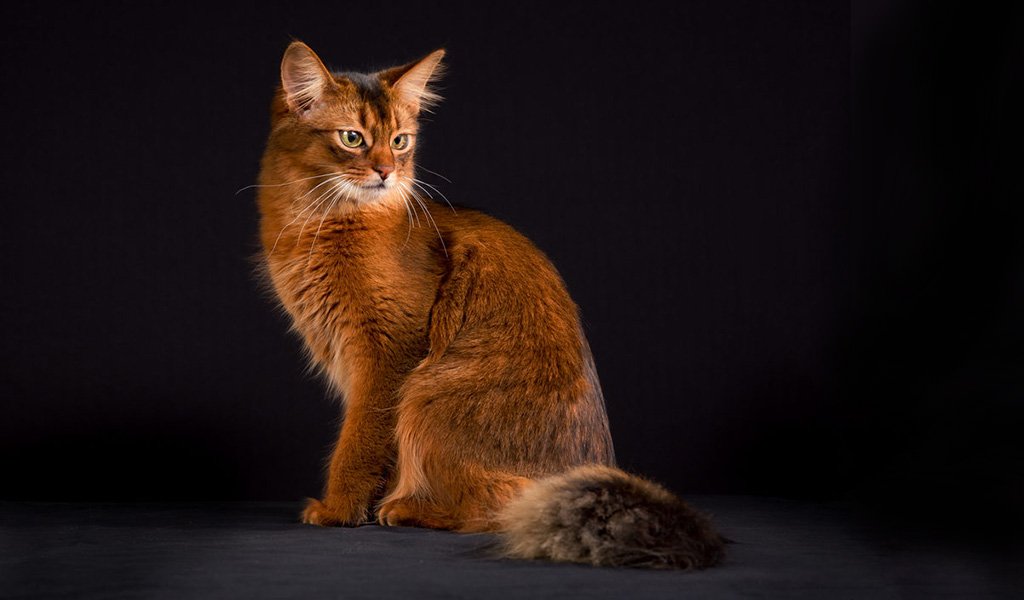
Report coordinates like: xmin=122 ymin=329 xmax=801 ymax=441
xmin=435 ymin=206 xmax=557 ymax=276
xmin=442 ymin=207 xmax=532 ymax=248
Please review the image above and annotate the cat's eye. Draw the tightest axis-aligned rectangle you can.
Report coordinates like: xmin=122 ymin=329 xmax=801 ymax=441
xmin=339 ymin=130 xmax=364 ymax=148
xmin=391 ymin=134 xmax=411 ymax=151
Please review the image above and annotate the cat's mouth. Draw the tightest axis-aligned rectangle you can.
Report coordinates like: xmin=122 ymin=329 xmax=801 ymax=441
xmin=348 ymin=181 xmax=393 ymax=203
xmin=345 ymin=176 xmax=399 ymax=203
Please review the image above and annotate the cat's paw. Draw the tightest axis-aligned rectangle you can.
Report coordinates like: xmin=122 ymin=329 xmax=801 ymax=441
xmin=377 ymin=498 xmax=417 ymax=527
xmin=300 ymin=497 xmax=365 ymax=527
xmin=377 ymin=497 xmax=455 ymax=529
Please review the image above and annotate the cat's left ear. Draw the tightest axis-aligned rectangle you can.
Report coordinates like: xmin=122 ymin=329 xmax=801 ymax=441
xmin=280 ymin=41 xmax=336 ymax=114
xmin=381 ymin=49 xmax=446 ymax=113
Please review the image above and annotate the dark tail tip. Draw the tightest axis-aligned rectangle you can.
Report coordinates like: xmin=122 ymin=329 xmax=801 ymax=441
xmin=498 ymin=465 xmax=725 ymax=570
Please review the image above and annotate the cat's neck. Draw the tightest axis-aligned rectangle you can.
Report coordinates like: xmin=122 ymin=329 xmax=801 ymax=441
xmin=259 ymin=176 xmax=409 ymax=253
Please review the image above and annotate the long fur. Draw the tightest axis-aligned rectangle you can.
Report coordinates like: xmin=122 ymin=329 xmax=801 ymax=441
xmin=255 ymin=42 xmax=725 ymax=570
xmin=498 ymin=466 xmax=725 ymax=570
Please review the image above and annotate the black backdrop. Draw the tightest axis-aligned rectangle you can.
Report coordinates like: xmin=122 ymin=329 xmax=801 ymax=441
xmin=1 ymin=0 xmax=1020 ymax=539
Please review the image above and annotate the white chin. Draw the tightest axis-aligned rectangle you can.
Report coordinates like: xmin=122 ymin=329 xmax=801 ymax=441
xmin=350 ymin=185 xmax=390 ymax=204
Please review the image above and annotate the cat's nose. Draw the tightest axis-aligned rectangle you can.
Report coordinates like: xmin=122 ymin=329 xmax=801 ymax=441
xmin=374 ymin=165 xmax=394 ymax=180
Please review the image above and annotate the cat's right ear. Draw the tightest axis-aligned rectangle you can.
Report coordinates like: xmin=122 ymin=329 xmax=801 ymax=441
xmin=280 ymin=41 xmax=335 ymax=114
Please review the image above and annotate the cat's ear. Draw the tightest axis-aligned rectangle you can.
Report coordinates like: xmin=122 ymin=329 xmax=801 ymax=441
xmin=280 ymin=41 xmax=335 ymax=113
xmin=381 ymin=49 xmax=446 ymax=113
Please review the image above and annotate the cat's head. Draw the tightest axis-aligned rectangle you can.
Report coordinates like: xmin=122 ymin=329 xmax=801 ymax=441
xmin=267 ymin=41 xmax=444 ymax=207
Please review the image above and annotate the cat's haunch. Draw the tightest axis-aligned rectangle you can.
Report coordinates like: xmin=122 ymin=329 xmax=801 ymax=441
xmin=255 ymin=41 xmax=724 ymax=569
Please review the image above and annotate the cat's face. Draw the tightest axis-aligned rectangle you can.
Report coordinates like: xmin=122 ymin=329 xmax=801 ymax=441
xmin=271 ymin=43 xmax=444 ymax=208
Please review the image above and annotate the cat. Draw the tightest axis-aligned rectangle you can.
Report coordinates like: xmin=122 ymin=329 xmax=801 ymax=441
xmin=255 ymin=41 xmax=724 ymax=569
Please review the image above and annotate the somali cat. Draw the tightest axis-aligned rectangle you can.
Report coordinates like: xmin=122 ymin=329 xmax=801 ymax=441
xmin=255 ymin=41 xmax=724 ymax=569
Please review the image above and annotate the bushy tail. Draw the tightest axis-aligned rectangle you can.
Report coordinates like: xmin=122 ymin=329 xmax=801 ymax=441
xmin=496 ymin=465 xmax=725 ymax=570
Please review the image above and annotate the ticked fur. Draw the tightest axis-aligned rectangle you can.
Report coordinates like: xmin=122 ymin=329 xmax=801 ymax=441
xmin=256 ymin=41 xmax=724 ymax=569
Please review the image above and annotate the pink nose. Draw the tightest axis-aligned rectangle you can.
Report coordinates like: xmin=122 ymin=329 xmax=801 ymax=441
xmin=374 ymin=165 xmax=394 ymax=180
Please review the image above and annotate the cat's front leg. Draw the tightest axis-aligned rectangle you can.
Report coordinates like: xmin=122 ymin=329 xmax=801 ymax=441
xmin=301 ymin=385 xmax=397 ymax=526
xmin=301 ymin=497 xmax=356 ymax=526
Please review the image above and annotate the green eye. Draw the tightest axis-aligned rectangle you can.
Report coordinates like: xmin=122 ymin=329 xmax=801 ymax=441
xmin=391 ymin=134 xmax=411 ymax=151
xmin=339 ymin=130 xmax=363 ymax=148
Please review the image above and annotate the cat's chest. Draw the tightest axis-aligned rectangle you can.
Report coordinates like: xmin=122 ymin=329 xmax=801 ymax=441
xmin=268 ymin=222 xmax=439 ymax=370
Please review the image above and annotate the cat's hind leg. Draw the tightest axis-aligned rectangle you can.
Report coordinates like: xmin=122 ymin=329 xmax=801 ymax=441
xmin=377 ymin=463 xmax=528 ymax=532
xmin=377 ymin=372 xmax=531 ymax=532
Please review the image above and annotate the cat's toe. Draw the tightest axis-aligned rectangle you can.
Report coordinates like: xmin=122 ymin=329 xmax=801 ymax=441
xmin=301 ymin=498 xmax=328 ymax=525
xmin=301 ymin=497 xmax=365 ymax=526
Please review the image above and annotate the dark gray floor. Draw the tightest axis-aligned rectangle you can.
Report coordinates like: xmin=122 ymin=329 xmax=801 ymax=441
xmin=1 ymin=497 xmax=1019 ymax=599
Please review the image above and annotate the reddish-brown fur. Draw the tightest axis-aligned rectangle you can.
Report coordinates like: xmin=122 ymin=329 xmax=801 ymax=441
xmin=256 ymin=42 xmax=723 ymax=568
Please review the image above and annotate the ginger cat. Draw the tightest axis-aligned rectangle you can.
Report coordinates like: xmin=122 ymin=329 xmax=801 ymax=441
xmin=256 ymin=41 xmax=724 ymax=569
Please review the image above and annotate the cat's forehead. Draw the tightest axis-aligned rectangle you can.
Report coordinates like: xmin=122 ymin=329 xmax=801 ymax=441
xmin=321 ymin=72 xmax=417 ymax=132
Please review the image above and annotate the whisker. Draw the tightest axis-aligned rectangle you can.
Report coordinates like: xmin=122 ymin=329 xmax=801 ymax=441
xmin=292 ymin=178 xmax=348 ymax=250
xmin=399 ymin=181 xmax=422 ymax=228
xmin=417 ymin=165 xmax=453 ymax=184
xmin=293 ymin=175 xmax=348 ymax=205
xmin=393 ymin=185 xmax=415 ymax=249
xmin=268 ymin=175 xmax=345 ymax=255
xmin=413 ymin=178 xmax=455 ymax=213
xmin=410 ymin=179 xmax=434 ymax=200
xmin=409 ymin=189 xmax=447 ymax=258
xmin=397 ymin=183 xmax=415 ymax=225
xmin=308 ymin=180 xmax=349 ymax=261
xmin=236 ymin=172 xmax=343 ymax=195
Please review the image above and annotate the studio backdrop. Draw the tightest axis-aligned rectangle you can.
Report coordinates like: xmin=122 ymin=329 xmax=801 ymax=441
xmin=1 ymin=1 xmax=1020 ymax=535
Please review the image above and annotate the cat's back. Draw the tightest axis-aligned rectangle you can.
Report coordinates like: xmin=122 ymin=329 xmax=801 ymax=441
xmin=439 ymin=207 xmax=570 ymax=292
xmin=414 ymin=205 xmax=612 ymax=470
xmin=434 ymin=205 xmax=585 ymax=359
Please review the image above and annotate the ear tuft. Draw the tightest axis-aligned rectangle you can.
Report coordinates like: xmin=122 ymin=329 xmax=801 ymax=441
xmin=384 ymin=49 xmax=446 ymax=113
xmin=280 ymin=41 xmax=335 ymax=113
